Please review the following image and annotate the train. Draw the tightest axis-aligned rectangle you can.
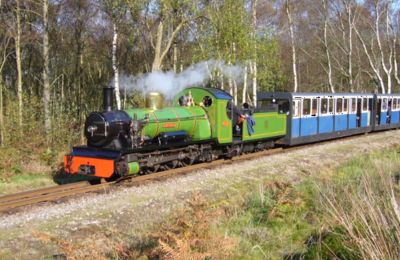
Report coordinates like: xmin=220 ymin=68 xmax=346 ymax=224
xmin=64 ymin=86 xmax=400 ymax=181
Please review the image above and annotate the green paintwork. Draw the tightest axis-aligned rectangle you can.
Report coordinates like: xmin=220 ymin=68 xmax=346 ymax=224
xmin=124 ymin=106 xmax=212 ymax=141
xmin=128 ymin=162 xmax=140 ymax=175
xmin=174 ymin=87 xmax=232 ymax=144
xmin=242 ymin=112 xmax=287 ymax=141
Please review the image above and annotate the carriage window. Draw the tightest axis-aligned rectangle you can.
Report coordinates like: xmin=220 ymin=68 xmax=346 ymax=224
xmin=363 ymin=98 xmax=368 ymax=111
xmin=382 ymin=98 xmax=388 ymax=110
xmin=343 ymin=98 xmax=348 ymax=113
xmin=394 ymin=98 xmax=397 ymax=110
xmin=321 ymin=98 xmax=328 ymax=114
xmin=336 ymin=98 xmax=343 ymax=113
xmin=328 ymin=99 xmax=334 ymax=113
xmin=293 ymin=100 xmax=300 ymax=117
xmin=311 ymin=99 xmax=318 ymax=116
xmin=351 ymin=98 xmax=356 ymax=113
xmin=397 ymin=98 xmax=400 ymax=109
xmin=303 ymin=99 xmax=311 ymax=116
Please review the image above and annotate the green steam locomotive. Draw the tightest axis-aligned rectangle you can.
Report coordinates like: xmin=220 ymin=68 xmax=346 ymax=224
xmin=64 ymin=87 xmax=287 ymax=180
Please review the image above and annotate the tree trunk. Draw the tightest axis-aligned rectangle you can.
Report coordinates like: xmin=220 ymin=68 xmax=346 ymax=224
xmin=151 ymin=19 xmax=184 ymax=72
xmin=375 ymin=2 xmax=392 ymax=94
xmin=252 ymin=0 xmax=258 ymax=106
xmin=173 ymin=43 xmax=177 ymax=73
xmin=355 ymin=26 xmax=385 ymax=93
xmin=286 ymin=0 xmax=298 ymax=92
xmin=252 ymin=61 xmax=257 ymax=105
xmin=152 ymin=21 xmax=163 ymax=72
xmin=16 ymin=0 xmax=23 ymax=131
xmin=322 ymin=0 xmax=334 ymax=93
xmin=112 ymin=23 xmax=121 ymax=109
xmin=0 ymin=77 xmax=4 ymax=146
xmin=346 ymin=2 xmax=353 ymax=92
xmin=242 ymin=64 xmax=248 ymax=104
xmin=43 ymin=0 xmax=51 ymax=140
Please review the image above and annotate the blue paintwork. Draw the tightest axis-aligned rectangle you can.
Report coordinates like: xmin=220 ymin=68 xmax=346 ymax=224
xmin=335 ymin=114 xmax=348 ymax=131
xmin=380 ymin=112 xmax=388 ymax=125
xmin=300 ymin=117 xmax=318 ymax=136
xmin=72 ymin=147 xmax=121 ymax=159
xmin=392 ymin=111 xmax=400 ymax=124
xmin=348 ymin=114 xmax=357 ymax=129
xmin=292 ymin=118 xmax=300 ymax=138
xmin=319 ymin=116 xmax=334 ymax=133
xmin=206 ymin=88 xmax=232 ymax=100
xmin=361 ymin=112 xmax=369 ymax=127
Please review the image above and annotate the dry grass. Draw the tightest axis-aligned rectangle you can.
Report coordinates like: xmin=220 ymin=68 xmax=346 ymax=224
xmin=320 ymin=161 xmax=400 ymax=259
xmin=137 ymin=193 xmax=238 ymax=259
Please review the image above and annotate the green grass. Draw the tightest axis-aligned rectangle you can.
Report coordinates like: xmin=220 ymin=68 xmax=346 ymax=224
xmin=0 ymin=173 xmax=55 ymax=194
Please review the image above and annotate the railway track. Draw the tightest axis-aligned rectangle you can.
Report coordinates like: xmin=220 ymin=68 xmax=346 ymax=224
xmin=0 ymin=147 xmax=287 ymax=213
xmin=0 ymin=131 xmax=382 ymax=213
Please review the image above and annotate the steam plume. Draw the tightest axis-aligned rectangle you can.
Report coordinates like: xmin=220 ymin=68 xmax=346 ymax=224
xmin=112 ymin=60 xmax=243 ymax=99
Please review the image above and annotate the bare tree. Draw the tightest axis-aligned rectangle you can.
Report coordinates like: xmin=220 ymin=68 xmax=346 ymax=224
xmin=0 ymin=36 xmax=12 ymax=146
xmin=375 ymin=1 xmax=393 ymax=93
xmin=251 ymin=0 xmax=258 ymax=104
xmin=15 ymin=0 xmax=23 ymax=130
xmin=322 ymin=0 xmax=335 ymax=93
xmin=43 ymin=0 xmax=51 ymax=139
xmin=150 ymin=19 xmax=185 ymax=72
xmin=112 ymin=23 xmax=121 ymax=109
xmin=286 ymin=0 xmax=298 ymax=92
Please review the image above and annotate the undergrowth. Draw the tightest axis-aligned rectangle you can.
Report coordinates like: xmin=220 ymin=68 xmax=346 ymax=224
xmin=121 ymin=149 xmax=400 ymax=259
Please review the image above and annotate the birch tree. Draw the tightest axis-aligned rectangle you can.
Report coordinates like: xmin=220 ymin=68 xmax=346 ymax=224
xmin=112 ymin=23 xmax=121 ymax=109
xmin=251 ymin=0 xmax=258 ymax=105
xmin=354 ymin=0 xmax=394 ymax=93
xmin=15 ymin=0 xmax=23 ymax=130
xmin=285 ymin=0 xmax=298 ymax=92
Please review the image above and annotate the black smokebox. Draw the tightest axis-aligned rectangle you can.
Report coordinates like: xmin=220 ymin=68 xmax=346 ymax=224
xmin=103 ymin=86 xmax=114 ymax=112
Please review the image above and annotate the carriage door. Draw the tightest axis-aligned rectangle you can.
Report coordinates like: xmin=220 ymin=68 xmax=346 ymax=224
xmin=380 ymin=98 xmax=388 ymax=125
xmin=387 ymin=97 xmax=392 ymax=124
xmin=376 ymin=98 xmax=382 ymax=125
xmin=291 ymin=99 xmax=301 ymax=138
xmin=356 ymin=98 xmax=362 ymax=127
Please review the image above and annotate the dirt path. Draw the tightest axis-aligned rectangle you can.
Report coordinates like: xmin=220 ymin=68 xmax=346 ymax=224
xmin=0 ymin=131 xmax=399 ymax=258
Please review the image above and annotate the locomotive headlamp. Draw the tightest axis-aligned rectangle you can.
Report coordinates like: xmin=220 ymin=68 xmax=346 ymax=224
xmin=87 ymin=125 xmax=98 ymax=136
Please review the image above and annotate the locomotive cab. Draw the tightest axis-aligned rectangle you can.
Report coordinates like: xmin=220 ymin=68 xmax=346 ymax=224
xmin=174 ymin=87 xmax=233 ymax=144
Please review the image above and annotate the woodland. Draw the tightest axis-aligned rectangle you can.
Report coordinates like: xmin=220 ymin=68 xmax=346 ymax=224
xmin=0 ymin=0 xmax=399 ymax=155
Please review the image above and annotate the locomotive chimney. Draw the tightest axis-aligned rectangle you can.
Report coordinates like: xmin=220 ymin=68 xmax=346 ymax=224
xmin=146 ymin=92 xmax=164 ymax=110
xmin=103 ymin=86 xmax=114 ymax=112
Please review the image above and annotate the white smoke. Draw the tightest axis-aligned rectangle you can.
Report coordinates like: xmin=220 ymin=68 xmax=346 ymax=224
xmin=112 ymin=60 xmax=244 ymax=99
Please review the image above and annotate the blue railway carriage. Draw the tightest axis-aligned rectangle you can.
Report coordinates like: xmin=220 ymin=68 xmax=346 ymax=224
xmin=257 ymin=92 xmax=374 ymax=145
xmin=373 ymin=94 xmax=400 ymax=131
